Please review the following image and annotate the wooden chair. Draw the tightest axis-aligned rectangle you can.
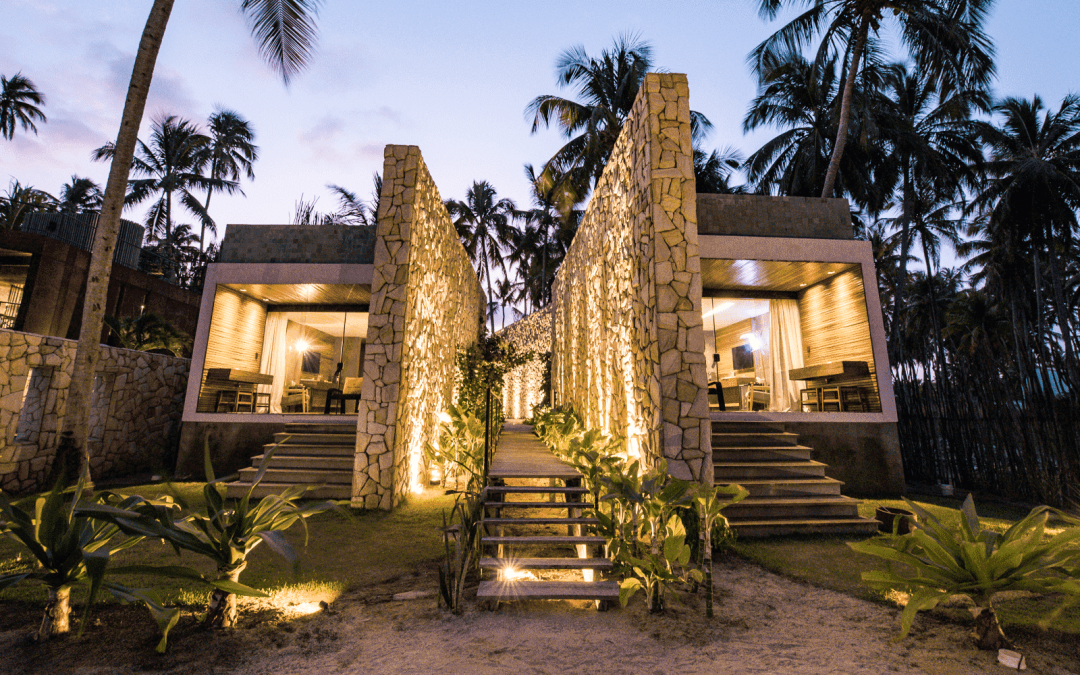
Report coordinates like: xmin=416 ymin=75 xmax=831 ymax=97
xmin=281 ymin=387 xmax=309 ymax=413
xmin=839 ymin=386 xmax=868 ymax=412
xmin=748 ymin=384 xmax=770 ymax=411
xmin=820 ymin=386 xmax=841 ymax=412
xmin=215 ymin=389 xmax=239 ymax=412
xmin=253 ymin=392 xmax=271 ymax=414
xmin=799 ymin=387 xmax=821 ymax=412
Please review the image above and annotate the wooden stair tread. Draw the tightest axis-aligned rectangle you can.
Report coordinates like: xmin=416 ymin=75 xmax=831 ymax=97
xmin=728 ymin=496 xmax=861 ymax=505
xmin=484 ymin=502 xmax=588 ymax=509
xmin=726 ymin=477 xmax=842 ymax=485
xmin=482 ymin=535 xmax=605 ymax=545
xmin=479 ymin=557 xmax=613 ymax=570
xmin=477 ymin=580 xmax=620 ymax=600
xmin=484 ymin=517 xmax=598 ymax=526
xmin=727 ymin=517 xmax=877 ymax=526
xmin=484 ymin=486 xmax=588 ymax=494
xmin=714 ymin=460 xmax=827 ymax=468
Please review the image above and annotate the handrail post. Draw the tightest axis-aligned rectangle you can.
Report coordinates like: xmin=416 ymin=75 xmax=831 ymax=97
xmin=483 ymin=385 xmax=492 ymax=480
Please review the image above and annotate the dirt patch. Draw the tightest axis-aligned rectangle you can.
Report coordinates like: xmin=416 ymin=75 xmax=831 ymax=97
xmin=1 ymin=558 xmax=1076 ymax=675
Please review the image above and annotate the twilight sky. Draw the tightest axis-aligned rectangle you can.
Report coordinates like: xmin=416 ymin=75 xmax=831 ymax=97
xmin=2 ymin=0 xmax=1079 ymax=247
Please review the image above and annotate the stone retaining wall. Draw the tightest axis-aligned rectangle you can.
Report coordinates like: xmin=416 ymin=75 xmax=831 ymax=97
xmin=0 ymin=329 xmax=189 ymax=493
xmin=497 ymin=307 xmax=552 ymax=419
xmin=353 ymin=145 xmax=484 ymax=509
xmin=550 ymin=73 xmax=711 ymax=482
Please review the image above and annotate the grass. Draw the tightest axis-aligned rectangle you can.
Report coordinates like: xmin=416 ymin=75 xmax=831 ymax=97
xmin=730 ymin=495 xmax=1080 ymax=636
xmin=0 ymin=482 xmax=458 ymax=608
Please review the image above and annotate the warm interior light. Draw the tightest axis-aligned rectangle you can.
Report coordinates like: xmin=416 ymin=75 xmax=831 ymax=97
xmin=702 ymin=300 xmax=734 ymax=319
xmin=294 ymin=339 xmax=311 ymax=353
xmin=740 ymin=332 xmax=765 ymax=351
xmin=429 ymin=465 xmax=442 ymax=484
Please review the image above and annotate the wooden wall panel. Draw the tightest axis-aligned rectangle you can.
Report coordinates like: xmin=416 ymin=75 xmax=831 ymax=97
xmin=712 ymin=318 xmax=753 ymax=378
xmin=196 ymin=286 xmax=268 ymax=412
xmin=797 ymin=269 xmax=881 ymax=412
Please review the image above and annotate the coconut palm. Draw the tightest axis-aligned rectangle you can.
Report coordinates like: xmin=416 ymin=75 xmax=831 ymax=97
xmin=969 ymin=94 xmax=1080 ymax=379
xmin=0 ymin=179 xmax=56 ymax=229
xmin=750 ymin=0 xmax=996 ymax=197
xmin=92 ymin=115 xmax=234 ymax=277
xmin=694 ymin=147 xmax=746 ymax=194
xmin=742 ymin=48 xmax=886 ymax=208
xmin=527 ymin=34 xmax=712 ymax=210
xmin=0 ymin=72 xmax=46 ymax=140
xmin=514 ymin=164 xmax=581 ymax=311
xmin=200 ymin=109 xmax=258 ymax=252
xmin=59 ymin=176 xmax=104 ymax=213
xmin=65 ymin=0 xmax=322 ymax=485
xmin=446 ymin=181 xmax=516 ymax=333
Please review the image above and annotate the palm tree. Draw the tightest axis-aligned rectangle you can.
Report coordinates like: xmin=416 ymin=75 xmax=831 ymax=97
xmin=447 ymin=181 xmax=516 ymax=333
xmin=200 ymin=109 xmax=258 ymax=252
xmin=58 ymin=176 xmax=104 ymax=213
xmin=0 ymin=73 xmax=46 ymax=140
xmin=93 ymin=115 xmax=233 ymax=277
xmin=526 ymin=34 xmax=711 ymax=210
xmin=0 ymin=180 xmax=56 ymax=229
xmin=742 ymin=48 xmax=886 ymax=208
xmin=877 ymin=62 xmax=984 ymax=358
xmin=64 ymin=0 xmax=322 ymax=487
xmin=750 ymin=0 xmax=996 ymax=197
xmin=694 ymin=147 xmax=745 ymax=194
xmin=514 ymin=164 xmax=581 ymax=310
xmin=969 ymin=94 xmax=1080 ymax=379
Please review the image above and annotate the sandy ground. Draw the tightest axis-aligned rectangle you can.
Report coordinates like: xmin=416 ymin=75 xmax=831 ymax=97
xmin=3 ymin=556 xmax=1077 ymax=675
xmin=230 ymin=559 xmax=1076 ymax=675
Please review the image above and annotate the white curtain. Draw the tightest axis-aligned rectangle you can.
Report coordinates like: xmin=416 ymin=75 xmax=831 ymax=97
xmin=259 ymin=313 xmax=289 ymax=413
xmin=751 ymin=312 xmax=771 ymax=388
xmin=768 ymin=299 xmax=806 ymax=412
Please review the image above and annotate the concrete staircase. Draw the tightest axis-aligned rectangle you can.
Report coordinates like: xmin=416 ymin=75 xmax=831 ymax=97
xmin=476 ymin=427 xmax=619 ymax=607
xmin=224 ymin=423 xmax=355 ymax=499
xmin=712 ymin=421 xmax=879 ymax=537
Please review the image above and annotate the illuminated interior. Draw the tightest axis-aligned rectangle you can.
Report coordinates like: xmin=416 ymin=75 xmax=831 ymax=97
xmin=196 ymin=283 xmax=369 ymax=414
xmin=0 ymin=249 xmax=31 ymax=329
xmin=701 ymin=259 xmax=882 ymax=413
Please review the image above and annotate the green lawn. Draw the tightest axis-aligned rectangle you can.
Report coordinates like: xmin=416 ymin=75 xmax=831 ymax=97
xmin=731 ymin=495 xmax=1080 ymax=636
xmin=0 ymin=482 xmax=458 ymax=608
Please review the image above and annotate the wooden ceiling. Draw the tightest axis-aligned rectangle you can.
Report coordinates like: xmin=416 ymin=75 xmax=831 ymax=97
xmin=222 ymin=283 xmax=370 ymax=305
xmin=701 ymin=259 xmax=859 ymax=292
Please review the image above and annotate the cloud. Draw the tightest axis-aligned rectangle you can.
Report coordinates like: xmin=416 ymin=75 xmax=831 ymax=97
xmin=87 ymin=40 xmax=200 ymax=120
xmin=299 ymin=115 xmax=346 ymax=145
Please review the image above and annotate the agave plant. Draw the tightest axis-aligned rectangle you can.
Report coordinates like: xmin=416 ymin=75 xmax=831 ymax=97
xmin=83 ymin=439 xmax=339 ymax=628
xmin=849 ymin=496 xmax=1080 ymax=649
xmin=0 ymin=472 xmax=178 ymax=648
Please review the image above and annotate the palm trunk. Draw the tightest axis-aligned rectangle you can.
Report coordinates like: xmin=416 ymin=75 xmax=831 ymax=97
xmin=891 ymin=172 xmax=915 ymax=362
xmin=821 ymin=11 xmax=871 ymax=198
xmin=921 ymin=237 xmax=948 ymax=375
xmin=201 ymin=185 xmax=214 ymax=254
xmin=204 ymin=562 xmax=247 ymax=628
xmin=37 ymin=586 xmax=71 ymax=640
xmin=64 ymin=0 xmax=175 ymax=487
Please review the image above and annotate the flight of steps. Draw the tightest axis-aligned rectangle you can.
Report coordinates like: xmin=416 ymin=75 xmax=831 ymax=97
xmin=475 ymin=480 xmax=620 ymax=608
xmin=224 ymin=423 xmax=355 ymax=499
xmin=712 ymin=421 xmax=879 ymax=537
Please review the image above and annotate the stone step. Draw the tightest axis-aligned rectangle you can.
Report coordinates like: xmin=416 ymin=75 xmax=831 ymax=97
xmin=483 ymin=517 xmax=599 ymax=526
xmin=477 ymin=580 xmax=620 ymax=601
xmin=712 ymin=432 xmax=800 ymax=448
xmin=711 ymin=421 xmax=786 ymax=433
xmin=730 ymin=478 xmax=844 ymax=497
xmin=727 ymin=517 xmax=880 ymax=538
xmin=723 ymin=496 xmax=862 ymax=519
xmin=479 ymin=557 xmax=613 ymax=571
xmin=284 ymin=423 xmax=357 ymax=434
xmin=484 ymin=501 xmax=590 ymax=510
xmin=714 ymin=460 xmax=828 ymax=480
xmin=251 ymin=454 xmax=353 ymax=470
xmin=481 ymin=535 xmax=606 ymax=546
xmin=484 ymin=486 xmax=589 ymax=495
xmin=273 ymin=432 xmax=355 ymax=445
xmin=237 ymin=467 xmax=352 ymax=485
xmin=712 ymin=446 xmax=813 ymax=462
xmin=223 ymin=481 xmax=350 ymax=500
xmin=261 ymin=442 xmax=355 ymax=456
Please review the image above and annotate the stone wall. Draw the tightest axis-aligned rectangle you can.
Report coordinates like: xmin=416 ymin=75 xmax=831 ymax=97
xmin=696 ymin=194 xmax=854 ymax=240
xmin=0 ymin=329 xmax=189 ymax=493
xmin=497 ymin=307 xmax=552 ymax=420
xmin=218 ymin=224 xmax=376 ymax=264
xmin=353 ymin=145 xmax=484 ymax=509
xmin=549 ymin=73 xmax=711 ymax=482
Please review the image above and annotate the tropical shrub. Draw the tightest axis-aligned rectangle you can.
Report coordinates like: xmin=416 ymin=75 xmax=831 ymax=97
xmin=848 ymin=495 xmax=1080 ymax=649
xmin=425 ymin=405 xmax=489 ymax=497
xmin=0 ymin=472 xmax=178 ymax=649
xmin=83 ymin=441 xmax=339 ymax=629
